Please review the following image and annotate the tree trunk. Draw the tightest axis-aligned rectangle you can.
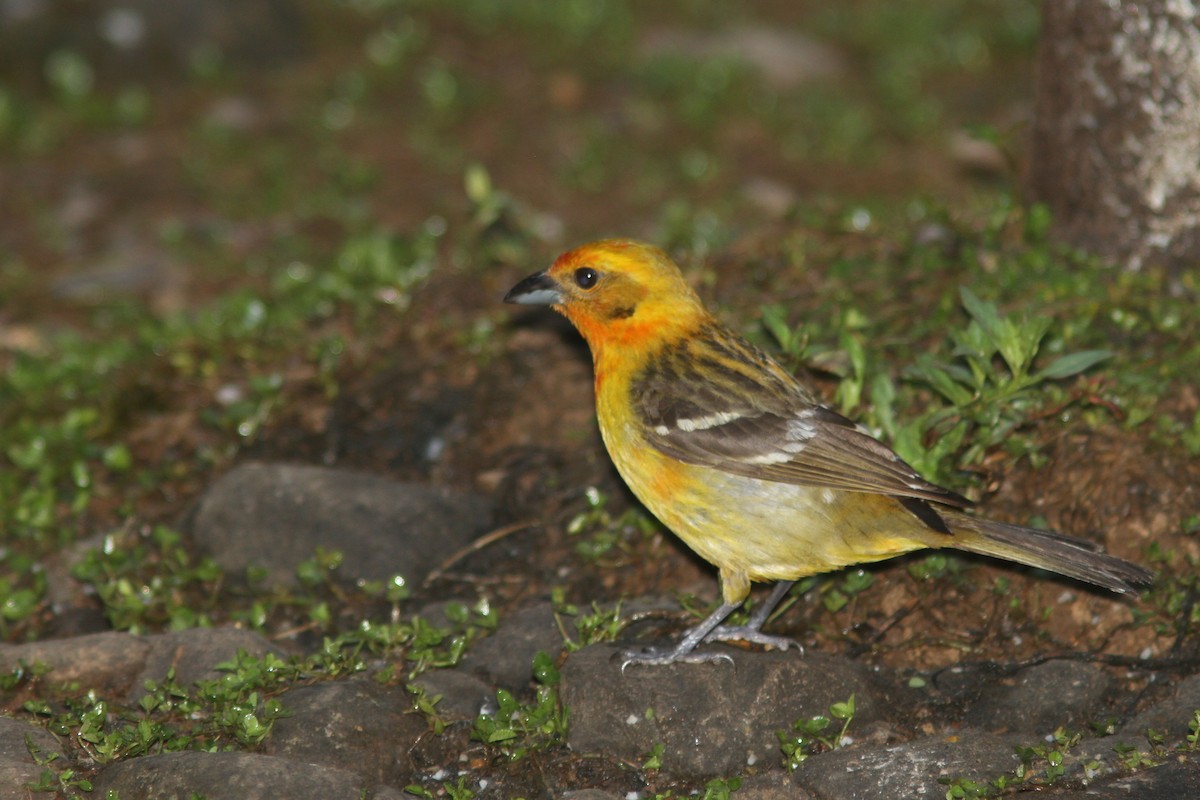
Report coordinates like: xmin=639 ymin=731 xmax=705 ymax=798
xmin=1028 ymin=1 xmax=1200 ymax=274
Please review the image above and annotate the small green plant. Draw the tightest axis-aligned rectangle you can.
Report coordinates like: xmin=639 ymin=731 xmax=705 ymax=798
xmin=1013 ymin=727 xmax=1082 ymax=785
xmin=890 ymin=287 xmax=1111 ymax=484
xmin=760 ymin=304 xmax=811 ymax=372
xmin=443 ymin=775 xmax=476 ymax=800
xmin=471 ymin=651 xmax=568 ymax=759
xmin=566 ymin=486 xmax=661 ymax=563
xmin=1187 ymin=710 xmax=1200 ymax=751
xmin=821 ymin=569 xmax=873 ymax=613
xmin=701 ymin=776 xmax=743 ymax=800
xmin=1112 ymin=741 xmax=1161 ymax=770
xmin=70 ymin=526 xmax=223 ymax=633
xmin=1131 ymin=547 xmax=1200 ymax=644
xmin=761 ymin=305 xmax=872 ymax=416
xmin=405 ymin=683 xmax=448 ymax=735
xmin=642 ymin=742 xmax=665 ymax=770
xmin=939 ymin=776 xmax=991 ymax=799
xmin=552 ymin=592 xmax=625 ymax=651
xmin=777 ymin=694 xmax=856 ymax=770
xmin=23 ymin=735 xmax=95 ymax=795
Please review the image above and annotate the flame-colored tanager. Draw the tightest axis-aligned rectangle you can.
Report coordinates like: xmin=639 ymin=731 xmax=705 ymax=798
xmin=505 ymin=239 xmax=1153 ymax=665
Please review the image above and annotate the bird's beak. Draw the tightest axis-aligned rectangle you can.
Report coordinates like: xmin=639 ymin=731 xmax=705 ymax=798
xmin=504 ymin=270 xmax=562 ymax=306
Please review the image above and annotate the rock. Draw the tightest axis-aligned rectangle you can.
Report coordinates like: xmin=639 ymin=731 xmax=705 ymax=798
xmin=459 ymin=602 xmax=567 ymax=691
xmin=792 ymin=729 xmax=1019 ymax=800
xmin=964 ymin=659 xmax=1112 ymax=735
xmin=0 ymin=0 xmax=309 ymax=81
xmin=411 ymin=668 xmax=494 ymax=721
xmin=0 ymin=631 xmax=149 ymax=696
xmin=735 ymin=771 xmax=819 ymax=800
xmin=265 ymin=679 xmax=425 ymax=789
xmin=1071 ymin=674 xmax=1200 ymax=778
xmin=92 ymin=750 xmax=406 ymax=799
xmin=562 ymin=644 xmax=896 ymax=779
xmin=1122 ymin=675 xmax=1200 ymax=744
xmin=187 ymin=462 xmax=493 ymax=587
xmin=741 ymin=176 xmax=799 ymax=218
xmin=0 ymin=717 xmax=65 ymax=799
xmin=126 ymin=627 xmax=287 ymax=703
xmin=638 ymin=25 xmax=845 ymax=89
xmin=1050 ymin=754 xmax=1200 ymax=799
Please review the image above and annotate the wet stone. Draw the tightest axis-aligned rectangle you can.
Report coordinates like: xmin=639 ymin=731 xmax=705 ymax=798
xmin=734 ymin=771 xmax=820 ymax=800
xmin=964 ymin=659 xmax=1113 ymax=735
xmin=92 ymin=750 xmax=407 ymax=800
xmin=562 ymin=644 xmax=897 ymax=780
xmin=0 ymin=716 xmax=65 ymax=800
xmin=1071 ymin=674 xmax=1200 ymax=778
xmin=265 ymin=679 xmax=425 ymax=789
xmin=1048 ymin=754 xmax=1200 ymax=799
xmin=791 ymin=728 xmax=1019 ymax=800
xmin=1121 ymin=674 xmax=1200 ymax=744
xmin=126 ymin=626 xmax=287 ymax=703
xmin=410 ymin=668 xmax=494 ymax=721
xmin=459 ymin=601 xmax=569 ymax=691
xmin=0 ymin=631 xmax=150 ymax=697
xmin=187 ymin=462 xmax=493 ymax=587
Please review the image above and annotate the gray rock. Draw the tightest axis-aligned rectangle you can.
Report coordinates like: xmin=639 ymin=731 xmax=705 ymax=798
xmin=460 ymin=602 xmax=567 ymax=691
xmin=126 ymin=627 xmax=287 ymax=703
xmin=1049 ymin=754 xmax=1200 ymax=799
xmin=264 ymin=679 xmax=425 ymax=789
xmin=1122 ymin=675 xmax=1200 ymax=743
xmin=92 ymin=750 xmax=406 ymax=799
xmin=411 ymin=668 xmax=494 ymax=721
xmin=562 ymin=644 xmax=893 ymax=779
xmin=0 ymin=631 xmax=149 ymax=696
xmin=188 ymin=462 xmax=493 ymax=587
xmin=638 ymin=26 xmax=845 ymax=89
xmin=0 ymin=717 xmax=65 ymax=800
xmin=792 ymin=728 xmax=1019 ymax=800
xmin=1074 ymin=674 xmax=1200 ymax=778
xmin=735 ymin=771 xmax=819 ymax=800
xmin=0 ymin=0 xmax=308 ymax=80
xmin=965 ymin=660 xmax=1112 ymax=735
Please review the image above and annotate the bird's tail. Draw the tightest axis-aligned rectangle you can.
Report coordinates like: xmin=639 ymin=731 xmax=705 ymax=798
xmin=945 ymin=513 xmax=1154 ymax=596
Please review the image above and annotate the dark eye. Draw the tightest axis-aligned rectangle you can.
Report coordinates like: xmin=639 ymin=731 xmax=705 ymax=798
xmin=574 ymin=267 xmax=598 ymax=289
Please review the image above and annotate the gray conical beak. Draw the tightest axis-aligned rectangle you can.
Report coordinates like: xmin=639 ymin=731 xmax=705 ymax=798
xmin=504 ymin=271 xmax=562 ymax=305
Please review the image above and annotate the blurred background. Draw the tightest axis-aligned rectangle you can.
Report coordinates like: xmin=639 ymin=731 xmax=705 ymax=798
xmin=0 ymin=0 xmax=1037 ymax=324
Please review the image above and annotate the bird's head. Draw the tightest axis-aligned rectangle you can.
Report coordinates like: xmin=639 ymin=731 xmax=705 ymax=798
xmin=504 ymin=239 xmax=708 ymax=349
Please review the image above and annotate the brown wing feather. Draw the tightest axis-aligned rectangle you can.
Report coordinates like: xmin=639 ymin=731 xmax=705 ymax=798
xmin=633 ymin=326 xmax=970 ymax=509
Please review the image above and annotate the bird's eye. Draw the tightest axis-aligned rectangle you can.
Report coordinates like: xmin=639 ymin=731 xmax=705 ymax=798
xmin=574 ymin=267 xmax=599 ymax=289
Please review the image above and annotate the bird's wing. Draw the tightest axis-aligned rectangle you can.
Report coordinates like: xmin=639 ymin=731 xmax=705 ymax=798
xmin=632 ymin=333 xmax=970 ymax=509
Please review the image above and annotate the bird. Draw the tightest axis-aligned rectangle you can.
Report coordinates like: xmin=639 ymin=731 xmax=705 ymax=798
xmin=504 ymin=239 xmax=1154 ymax=666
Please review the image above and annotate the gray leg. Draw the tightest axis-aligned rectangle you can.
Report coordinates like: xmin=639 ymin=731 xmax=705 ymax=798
xmin=621 ymin=581 xmax=800 ymax=668
xmin=706 ymin=580 xmax=800 ymax=650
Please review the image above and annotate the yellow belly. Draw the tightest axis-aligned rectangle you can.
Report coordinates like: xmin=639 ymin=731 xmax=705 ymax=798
xmin=600 ymin=415 xmax=932 ymax=603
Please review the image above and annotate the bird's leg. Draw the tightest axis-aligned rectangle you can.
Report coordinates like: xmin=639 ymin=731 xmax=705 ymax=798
xmin=621 ymin=581 xmax=801 ymax=668
xmin=621 ymin=599 xmax=741 ymax=668
xmin=705 ymin=580 xmax=800 ymax=651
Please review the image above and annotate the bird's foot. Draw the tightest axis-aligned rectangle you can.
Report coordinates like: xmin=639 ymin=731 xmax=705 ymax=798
xmin=704 ymin=625 xmax=802 ymax=654
xmin=618 ymin=645 xmax=735 ymax=670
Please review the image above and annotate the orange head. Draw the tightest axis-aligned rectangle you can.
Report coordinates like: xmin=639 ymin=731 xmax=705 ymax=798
xmin=504 ymin=239 xmax=709 ymax=351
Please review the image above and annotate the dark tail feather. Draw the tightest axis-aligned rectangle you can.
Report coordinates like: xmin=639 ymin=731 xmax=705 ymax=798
xmin=946 ymin=514 xmax=1155 ymax=596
